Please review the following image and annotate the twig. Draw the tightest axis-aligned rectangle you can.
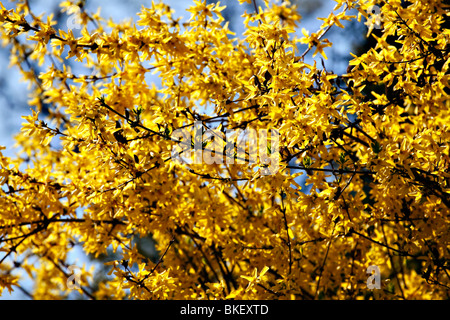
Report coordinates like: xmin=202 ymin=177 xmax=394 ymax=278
xmin=314 ymin=224 xmax=335 ymax=299
xmin=287 ymin=165 xmax=375 ymax=175
xmin=280 ymin=191 xmax=292 ymax=275
xmin=148 ymin=236 xmax=175 ymax=275
xmin=349 ymin=229 xmax=416 ymax=257
xmin=300 ymin=4 xmax=348 ymax=60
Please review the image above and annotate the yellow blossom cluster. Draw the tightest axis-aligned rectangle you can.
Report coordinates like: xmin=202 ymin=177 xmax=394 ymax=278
xmin=0 ymin=0 xmax=449 ymax=299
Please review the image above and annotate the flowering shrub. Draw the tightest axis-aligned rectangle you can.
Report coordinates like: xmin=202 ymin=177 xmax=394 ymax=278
xmin=0 ymin=0 xmax=449 ymax=299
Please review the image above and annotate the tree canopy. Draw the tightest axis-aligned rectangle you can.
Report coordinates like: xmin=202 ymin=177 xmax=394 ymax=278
xmin=0 ymin=0 xmax=449 ymax=299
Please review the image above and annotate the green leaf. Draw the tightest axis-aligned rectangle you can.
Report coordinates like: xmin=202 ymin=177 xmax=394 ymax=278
xmin=371 ymin=141 xmax=382 ymax=154
xmin=339 ymin=152 xmax=347 ymax=165
xmin=303 ymin=156 xmax=312 ymax=168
